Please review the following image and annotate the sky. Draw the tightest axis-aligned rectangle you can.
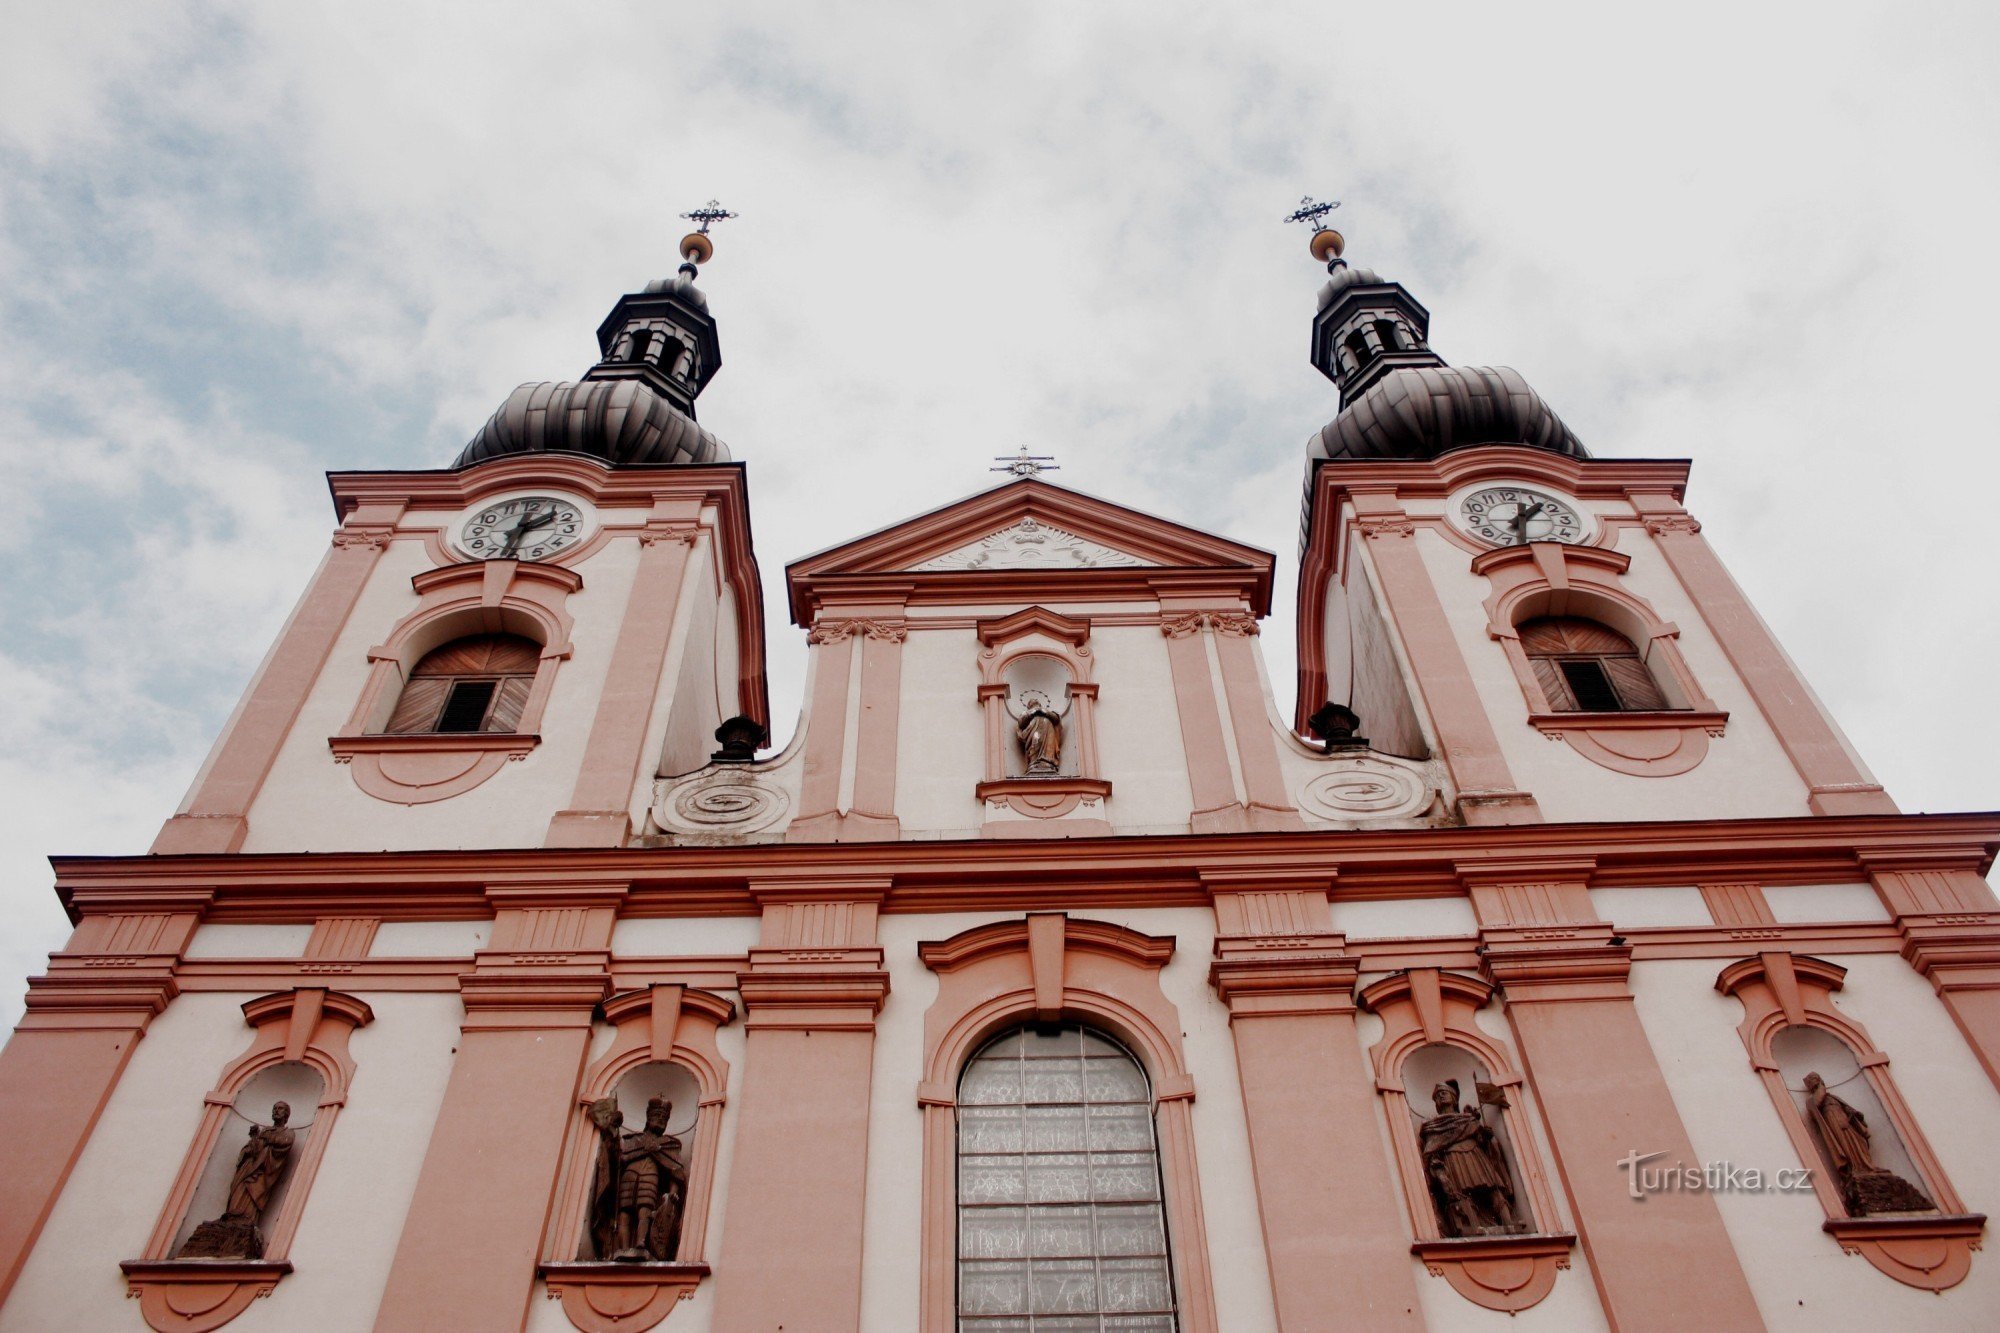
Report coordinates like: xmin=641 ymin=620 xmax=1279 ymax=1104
xmin=2 ymin=2 xmax=1997 ymax=1027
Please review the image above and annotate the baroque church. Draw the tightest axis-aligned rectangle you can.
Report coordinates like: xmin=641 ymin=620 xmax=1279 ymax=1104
xmin=1 ymin=211 xmax=1997 ymax=1333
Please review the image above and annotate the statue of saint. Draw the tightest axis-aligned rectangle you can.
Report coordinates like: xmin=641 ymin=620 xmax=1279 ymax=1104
xmin=1419 ymin=1080 xmax=1524 ymax=1237
xmin=176 ymin=1101 xmax=296 ymax=1259
xmin=1007 ymin=688 xmax=1071 ymax=776
xmin=585 ymin=1093 xmax=689 ymax=1262
xmin=1801 ymin=1071 xmax=1934 ymax=1214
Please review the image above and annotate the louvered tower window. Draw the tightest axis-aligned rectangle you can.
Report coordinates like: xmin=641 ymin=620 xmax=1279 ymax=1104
xmin=956 ymin=1026 xmax=1178 ymax=1331
xmin=1519 ymin=617 xmax=1669 ymax=713
xmin=382 ymin=634 xmax=540 ymax=734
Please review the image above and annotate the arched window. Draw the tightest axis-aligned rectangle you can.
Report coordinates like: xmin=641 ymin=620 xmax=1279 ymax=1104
xmin=1519 ymin=616 xmax=1667 ymax=712
xmin=1346 ymin=328 xmax=1373 ymax=368
xmin=382 ymin=633 xmax=539 ymax=734
xmin=957 ymin=1025 xmax=1178 ymax=1331
xmin=1373 ymin=317 xmax=1402 ymax=351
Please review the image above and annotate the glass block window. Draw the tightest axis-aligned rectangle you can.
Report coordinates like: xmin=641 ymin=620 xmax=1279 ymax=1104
xmin=957 ymin=1026 xmax=1178 ymax=1332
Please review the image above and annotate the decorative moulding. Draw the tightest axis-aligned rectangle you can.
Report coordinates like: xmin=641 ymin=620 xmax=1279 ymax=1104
xmin=1821 ymin=1214 xmax=1987 ymax=1291
xmin=1409 ymin=1234 xmax=1576 ymax=1314
xmin=538 ymin=1262 xmax=711 ymax=1333
xmin=120 ymin=1261 xmax=292 ymax=1333
xmin=649 ymin=765 xmax=793 ymax=842
xmin=914 ymin=517 xmax=1150 ymax=570
xmin=1293 ymin=751 xmax=1435 ymax=824
xmin=328 ymin=731 xmax=539 ymax=805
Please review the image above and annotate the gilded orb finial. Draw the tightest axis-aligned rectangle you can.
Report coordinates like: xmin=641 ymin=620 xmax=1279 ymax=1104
xmin=677 ymin=199 xmax=738 ymax=275
xmin=1284 ymin=195 xmax=1345 ymax=273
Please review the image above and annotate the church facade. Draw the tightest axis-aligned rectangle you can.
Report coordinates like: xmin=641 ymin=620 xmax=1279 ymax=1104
xmin=2 ymin=222 xmax=1997 ymax=1333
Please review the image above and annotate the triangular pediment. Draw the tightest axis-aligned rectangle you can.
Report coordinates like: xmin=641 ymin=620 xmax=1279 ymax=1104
xmin=786 ymin=479 xmax=1274 ymax=625
xmin=913 ymin=518 xmax=1153 ymax=571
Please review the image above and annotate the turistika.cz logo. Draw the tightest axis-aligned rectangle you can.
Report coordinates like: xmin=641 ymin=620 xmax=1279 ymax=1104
xmin=1617 ymin=1150 xmax=1815 ymax=1200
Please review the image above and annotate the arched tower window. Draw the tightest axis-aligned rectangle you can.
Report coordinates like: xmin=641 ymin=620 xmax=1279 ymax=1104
xmin=1346 ymin=328 xmax=1373 ymax=368
xmin=1519 ymin=616 xmax=1666 ymax=713
xmin=1373 ymin=318 xmax=1403 ymax=351
xmin=382 ymin=633 xmax=539 ymax=734
xmin=957 ymin=1025 xmax=1178 ymax=1330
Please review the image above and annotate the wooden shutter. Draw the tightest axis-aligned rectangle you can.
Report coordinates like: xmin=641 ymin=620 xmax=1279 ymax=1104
xmin=1602 ymin=656 xmax=1667 ymax=710
xmin=488 ymin=676 xmax=533 ymax=732
xmin=1530 ymin=656 xmax=1575 ymax=710
xmin=384 ymin=676 xmax=451 ymax=733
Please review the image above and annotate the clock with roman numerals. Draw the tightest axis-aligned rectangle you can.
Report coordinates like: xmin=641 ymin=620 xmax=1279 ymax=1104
xmin=1453 ymin=484 xmax=1590 ymax=547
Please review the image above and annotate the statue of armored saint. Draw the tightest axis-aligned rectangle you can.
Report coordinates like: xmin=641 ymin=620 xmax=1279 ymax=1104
xmin=1008 ymin=688 xmax=1071 ymax=776
xmin=1801 ymin=1071 xmax=1934 ymax=1215
xmin=585 ymin=1094 xmax=689 ymax=1262
xmin=1419 ymin=1080 xmax=1526 ymax=1237
xmin=177 ymin=1101 xmax=296 ymax=1259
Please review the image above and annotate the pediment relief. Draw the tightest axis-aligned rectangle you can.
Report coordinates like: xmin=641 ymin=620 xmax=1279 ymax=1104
xmin=913 ymin=519 xmax=1152 ymax=571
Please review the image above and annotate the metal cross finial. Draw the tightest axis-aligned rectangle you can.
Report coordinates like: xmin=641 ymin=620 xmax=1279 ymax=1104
xmin=679 ymin=199 xmax=738 ymax=234
xmin=992 ymin=446 xmax=1059 ymax=479
xmin=1284 ymin=195 xmax=1340 ymax=230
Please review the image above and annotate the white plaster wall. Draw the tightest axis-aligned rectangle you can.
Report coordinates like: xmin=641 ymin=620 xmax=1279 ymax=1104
xmin=0 ymin=994 xmax=250 ymax=1332
xmin=227 ymin=993 xmax=462 ymax=1333
xmin=610 ymin=914 xmax=760 ymax=956
xmin=1587 ymin=886 xmax=1712 ymax=928
xmin=892 ymin=627 xmax=986 ymax=835
xmin=857 ymin=908 xmax=1277 ymax=1332
xmin=1089 ymin=626 xmax=1197 ymax=832
xmin=368 ymin=919 xmax=490 ymax=956
xmin=1763 ymin=883 xmax=1893 ymax=924
xmin=184 ymin=922 xmax=315 ymax=958
xmin=1630 ymin=956 xmax=2000 ymax=1330
xmin=1412 ymin=525 xmax=1813 ymax=823
xmin=241 ymin=535 xmax=643 ymax=853
xmin=1330 ymin=896 xmax=1479 ymax=939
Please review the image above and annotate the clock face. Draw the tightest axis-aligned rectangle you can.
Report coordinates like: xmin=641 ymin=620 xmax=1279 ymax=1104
xmin=1455 ymin=485 xmax=1589 ymax=547
xmin=458 ymin=495 xmax=588 ymax=561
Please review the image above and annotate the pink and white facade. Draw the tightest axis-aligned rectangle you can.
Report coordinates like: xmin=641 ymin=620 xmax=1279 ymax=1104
xmin=2 ymin=247 xmax=1998 ymax=1333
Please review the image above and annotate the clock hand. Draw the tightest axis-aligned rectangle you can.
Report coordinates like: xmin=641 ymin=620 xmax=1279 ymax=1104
xmin=499 ymin=507 xmax=557 ymax=556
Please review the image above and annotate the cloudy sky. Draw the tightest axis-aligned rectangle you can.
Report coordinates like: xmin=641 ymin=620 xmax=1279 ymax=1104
xmin=3 ymin=2 xmax=1997 ymax=1026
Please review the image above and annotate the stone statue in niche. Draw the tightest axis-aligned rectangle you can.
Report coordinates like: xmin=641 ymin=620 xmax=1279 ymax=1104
xmin=584 ymin=1094 xmax=688 ymax=1262
xmin=1007 ymin=688 xmax=1071 ymax=777
xmin=1419 ymin=1080 xmax=1528 ymax=1237
xmin=1801 ymin=1071 xmax=1935 ymax=1215
xmin=176 ymin=1101 xmax=296 ymax=1259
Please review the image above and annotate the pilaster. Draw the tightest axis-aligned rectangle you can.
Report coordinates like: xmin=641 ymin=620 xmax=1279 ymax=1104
xmin=710 ymin=880 xmax=891 ymax=1331
xmin=1461 ymin=859 xmax=1763 ymax=1330
xmin=1857 ymin=844 xmax=2000 ymax=1095
xmin=374 ymin=883 xmax=623 ymax=1332
xmin=1204 ymin=874 xmax=1421 ymax=1330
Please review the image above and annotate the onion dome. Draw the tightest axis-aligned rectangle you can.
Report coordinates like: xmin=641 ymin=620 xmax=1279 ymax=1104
xmin=453 ymin=211 xmax=736 ymax=469
xmin=1300 ymin=226 xmax=1586 ymax=464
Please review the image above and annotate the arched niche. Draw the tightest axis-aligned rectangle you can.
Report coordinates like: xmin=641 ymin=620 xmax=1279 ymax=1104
xmin=171 ymin=1062 xmax=325 ymax=1259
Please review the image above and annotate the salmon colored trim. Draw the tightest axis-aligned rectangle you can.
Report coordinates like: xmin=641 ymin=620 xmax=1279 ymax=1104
xmin=1465 ymin=874 xmax=1766 ymax=1328
xmin=152 ymin=507 xmax=404 ymax=853
xmin=853 ymin=620 xmax=906 ymax=825
xmin=1357 ymin=969 xmax=1573 ymax=1314
xmin=539 ymin=986 xmax=734 ymax=1332
xmin=1471 ymin=541 xmax=1730 ymax=778
xmin=330 ymin=457 xmax=770 ymax=729
xmin=785 ymin=476 xmax=1275 ymax=625
xmin=0 ymin=895 xmax=204 ymax=1306
xmin=1625 ymin=492 xmax=1895 ymax=814
xmin=1848 ymin=854 xmax=2000 ymax=1095
xmin=302 ymin=916 xmax=378 ymax=959
xmin=709 ymin=893 xmax=888 ymax=1333
xmin=1206 ymin=883 xmax=1423 ymax=1329
xmin=549 ymin=517 xmax=703 ymax=846
xmin=121 ymin=989 xmax=371 ymax=1333
xmin=374 ymin=887 xmax=621 ymax=1333
xmin=1210 ymin=622 xmax=1304 ymax=827
xmin=914 ymin=914 xmax=1221 ymax=1333
xmin=1716 ymin=952 xmax=1984 ymax=1289
xmin=975 ymin=607 xmax=1116 ymax=834
xmin=787 ymin=614 xmax=906 ymax=841
xmin=1160 ymin=613 xmax=1254 ymax=834
xmin=1348 ymin=509 xmax=1540 ymax=824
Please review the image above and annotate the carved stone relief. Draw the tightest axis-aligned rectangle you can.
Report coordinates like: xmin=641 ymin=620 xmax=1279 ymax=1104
xmin=915 ymin=519 xmax=1149 ymax=571
xmin=650 ymin=767 xmax=791 ymax=842
xmin=1294 ymin=752 xmax=1435 ymax=823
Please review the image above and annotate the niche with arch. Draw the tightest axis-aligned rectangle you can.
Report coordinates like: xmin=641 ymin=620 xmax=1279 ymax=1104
xmin=973 ymin=608 xmax=1110 ymax=834
xmin=540 ymin=985 xmax=734 ymax=1333
xmin=1717 ymin=953 xmax=1984 ymax=1290
xmin=328 ymin=559 xmax=580 ymax=802
xmin=1473 ymin=541 xmax=1727 ymax=776
xmin=1358 ymin=969 xmax=1573 ymax=1314
xmin=122 ymin=989 xmax=372 ymax=1333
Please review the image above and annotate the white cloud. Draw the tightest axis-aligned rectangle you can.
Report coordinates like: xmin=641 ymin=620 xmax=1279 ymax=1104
xmin=3 ymin=1 xmax=1997 ymax=1024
